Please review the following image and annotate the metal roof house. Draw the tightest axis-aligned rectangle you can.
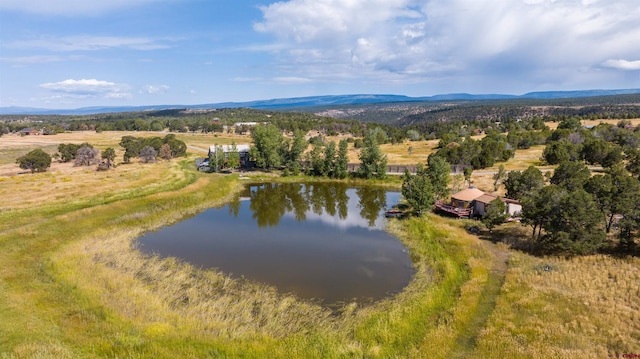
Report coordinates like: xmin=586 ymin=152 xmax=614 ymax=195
xmin=208 ymin=144 xmax=252 ymax=169
xmin=208 ymin=144 xmax=250 ymax=155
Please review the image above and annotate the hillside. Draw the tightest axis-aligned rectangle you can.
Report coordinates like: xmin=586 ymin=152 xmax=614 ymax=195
xmin=305 ymin=93 xmax=640 ymax=125
xmin=1 ymin=89 xmax=638 ymax=116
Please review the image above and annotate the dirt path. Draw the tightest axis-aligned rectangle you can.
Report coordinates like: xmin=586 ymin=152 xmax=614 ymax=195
xmin=450 ymin=239 xmax=510 ymax=358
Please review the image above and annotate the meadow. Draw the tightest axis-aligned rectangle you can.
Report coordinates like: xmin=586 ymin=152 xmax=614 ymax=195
xmin=0 ymin=130 xmax=638 ymax=358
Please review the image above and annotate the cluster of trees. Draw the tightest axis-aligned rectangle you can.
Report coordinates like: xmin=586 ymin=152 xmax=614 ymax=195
xmin=502 ymin=163 xmax=640 ymax=255
xmin=15 ymin=144 xmax=118 ymax=173
xmin=119 ymin=134 xmax=186 ymax=163
xmin=542 ymin=119 xmax=640 ymax=174
xmin=305 ymin=139 xmax=350 ymax=178
xmin=56 ymin=143 xmax=109 ymax=167
xmin=248 ymin=124 xmax=386 ymax=180
xmin=431 ymin=131 xmax=514 ymax=169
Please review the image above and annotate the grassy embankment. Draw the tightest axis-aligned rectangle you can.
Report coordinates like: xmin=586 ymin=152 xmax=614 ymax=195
xmin=1 ymin=130 xmax=639 ymax=357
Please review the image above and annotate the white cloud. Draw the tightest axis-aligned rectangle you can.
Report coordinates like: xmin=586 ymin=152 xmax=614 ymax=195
xmin=601 ymin=59 xmax=640 ymax=71
xmin=273 ymin=76 xmax=313 ymax=84
xmin=143 ymin=85 xmax=170 ymax=94
xmin=0 ymin=0 xmax=170 ymax=16
xmin=39 ymin=79 xmax=131 ymax=100
xmin=9 ymin=35 xmax=176 ymax=52
xmin=254 ymin=0 xmax=640 ymax=91
xmin=0 ymin=55 xmax=87 ymax=64
xmin=255 ymin=0 xmax=420 ymax=42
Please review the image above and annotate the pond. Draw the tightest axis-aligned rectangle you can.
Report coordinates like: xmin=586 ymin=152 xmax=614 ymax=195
xmin=137 ymin=182 xmax=414 ymax=305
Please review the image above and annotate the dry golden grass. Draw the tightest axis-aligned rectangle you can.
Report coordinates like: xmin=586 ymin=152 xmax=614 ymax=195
xmin=0 ymin=161 xmax=181 ymax=211
xmin=475 ymin=252 xmax=640 ymax=358
xmin=379 ymin=140 xmax=440 ymax=165
xmin=545 ymin=118 xmax=640 ymax=130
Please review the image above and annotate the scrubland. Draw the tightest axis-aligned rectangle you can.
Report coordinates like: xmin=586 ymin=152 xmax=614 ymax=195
xmin=0 ymin=131 xmax=638 ymax=358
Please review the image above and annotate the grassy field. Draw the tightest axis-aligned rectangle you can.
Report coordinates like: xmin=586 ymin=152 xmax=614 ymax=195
xmin=1 ymin=131 xmax=639 ymax=358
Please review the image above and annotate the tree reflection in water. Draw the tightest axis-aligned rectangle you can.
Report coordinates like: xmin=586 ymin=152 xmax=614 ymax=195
xmin=356 ymin=187 xmax=388 ymax=226
xmin=238 ymin=183 xmax=389 ymax=228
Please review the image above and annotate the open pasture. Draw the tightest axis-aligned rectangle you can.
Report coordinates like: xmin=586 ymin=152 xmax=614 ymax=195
xmin=0 ymin=131 xmax=638 ymax=358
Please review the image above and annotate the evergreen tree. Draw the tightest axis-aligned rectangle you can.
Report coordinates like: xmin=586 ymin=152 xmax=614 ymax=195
xmin=550 ymin=161 xmax=590 ymax=191
xmin=482 ymin=198 xmax=508 ymax=232
xmin=543 ymin=140 xmax=580 ymax=165
xmin=284 ymin=129 xmax=307 ymax=175
xmin=357 ymin=129 xmax=387 ymax=179
xmin=540 ymin=188 xmax=605 ymax=255
xmin=334 ymin=139 xmax=349 ymax=179
xmin=307 ymin=142 xmax=325 ymax=176
xmin=427 ymin=155 xmax=451 ymax=200
xmin=504 ymin=166 xmax=545 ymax=200
xmin=323 ymin=141 xmax=336 ymax=177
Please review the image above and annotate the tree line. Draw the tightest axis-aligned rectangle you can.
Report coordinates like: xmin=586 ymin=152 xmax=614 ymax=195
xmin=15 ymin=134 xmax=187 ymax=173
xmin=244 ymin=124 xmax=387 ymax=180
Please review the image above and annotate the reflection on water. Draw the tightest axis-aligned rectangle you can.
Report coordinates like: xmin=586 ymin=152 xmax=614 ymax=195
xmin=232 ymin=182 xmax=390 ymax=228
xmin=138 ymin=183 xmax=414 ymax=305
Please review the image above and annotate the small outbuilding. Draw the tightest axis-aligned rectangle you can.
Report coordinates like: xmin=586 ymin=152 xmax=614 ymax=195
xmin=503 ymin=198 xmax=522 ymax=217
xmin=473 ymin=193 xmax=499 ymax=217
xmin=473 ymin=193 xmax=522 ymax=217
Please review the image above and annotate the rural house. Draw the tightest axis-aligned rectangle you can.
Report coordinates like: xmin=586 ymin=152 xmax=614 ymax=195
xmin=435 ymin=187 xmax=521 ymax=220
xmin=18 ymin=127 xmax=40 ymax=135
xmin=198 ymin=144 xmax=251 ymax=171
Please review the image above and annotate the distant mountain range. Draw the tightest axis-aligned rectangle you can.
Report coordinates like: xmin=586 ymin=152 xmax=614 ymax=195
xmin=2 ymin=88 xmax=639 ymax=115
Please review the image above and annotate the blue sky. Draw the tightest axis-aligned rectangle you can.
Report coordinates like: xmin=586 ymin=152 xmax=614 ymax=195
xmin=1 ymin=0 xmax=639 ymax=109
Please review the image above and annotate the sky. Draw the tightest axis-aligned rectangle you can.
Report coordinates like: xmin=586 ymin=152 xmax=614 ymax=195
xmin=0 ymin=0 xmax=639 ymax=109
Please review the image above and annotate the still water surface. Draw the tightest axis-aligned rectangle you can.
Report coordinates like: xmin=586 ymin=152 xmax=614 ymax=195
xmin=138 ymin=183 xmax=414 ymax=305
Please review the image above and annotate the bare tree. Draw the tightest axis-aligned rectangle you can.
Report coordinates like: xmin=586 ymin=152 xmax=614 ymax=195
xmin=159 ymin=143 xmax=172 ymax=160
xmin=74 ymin=145 xmax=100 ymax=166
xmin=139 ymin=146 xmax=158 ymax=163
